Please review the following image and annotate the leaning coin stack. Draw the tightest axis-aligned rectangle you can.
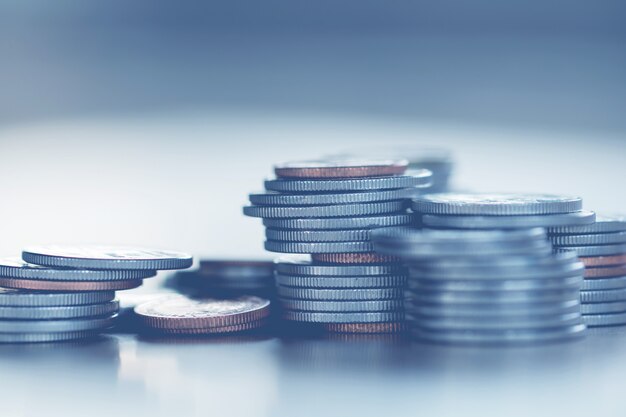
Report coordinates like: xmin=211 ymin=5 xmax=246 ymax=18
xmin=243 ymin=160 xmax=433 ymax=333
xmin=548 ymin=215 xmax=626 ymax=327
xmin=0 ymin=246 xmax=192 ymax=343
xmin=167 ymin=259 xmax=275 ymax=298
xmin=372 ymin=228 xmax=586 ymax=344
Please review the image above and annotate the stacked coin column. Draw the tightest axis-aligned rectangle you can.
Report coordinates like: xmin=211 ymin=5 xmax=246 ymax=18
xmin=547 ymin=215 xmax=626 ymax=327
xmin=243 ymin=160 xmax=432 ymax=333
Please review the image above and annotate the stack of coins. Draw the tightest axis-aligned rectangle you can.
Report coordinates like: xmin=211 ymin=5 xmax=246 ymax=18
xmin=134 ymin=294 xmax=271 ymax=335
xmin=167 ymin=259 xmax=275 ymax=298
xmin=372 ymin=228 xmax=586 ymax=344
xmin=243 ymin=160 xmax=433 ymax=333
xmin=0 ymin=246 xmax=192 ymax=343
xmin=548 ymin=215 xmax=626 ymax=327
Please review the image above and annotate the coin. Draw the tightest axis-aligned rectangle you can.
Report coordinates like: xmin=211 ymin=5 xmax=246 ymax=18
xmin=409 ymin=299 xmax=581 ymax=318
xmin=581 ymin=276 xmax=626 ymax=291
xmin=584 ymin=265 xmax=626 ymax=278
xmin=410 ymin=276 xmax=582 ymax=292
xmin=408 ymin=288 xmax=580 ymax=304
xmin=22 ymin=246 xmax=193 ymax=270
xmin=0 ymin=330 xmax=103 ymax=344
xmin=0 ymin=315 xmax=116 ymax=333
xmin=280 ymin=299 xmax=404 ymax=312
xmin=558 ymin=244 xmax=626 ymax=257
xmin=410 ymin=324 xmax=586 ymax=344
xmin=579 ymin=254 xmax=626 ymax=267
xmin=549 ymin=214 xmax=626 ymax=234
xmin=582 ymin=312 xmax=626 ymax=327
xmin=282 ymin=310 xmax=403 ymax=323
xmin=134 ymin=295 xmax=271 ymax=329
xmin=265 ymin=228 xmax=372 ymax=243
xmin=412 ymin=193 xmax=583 ymax=216
xmin=243 ymin=201 xmax=406 ymax=219
xmin=581 ymin=301 xmax=626 ymax=314
xmin=274 ymin=257 xmax=406 ymax=276
xmin=264 ymin=240 xmax=374 ymax=254
xmin=275 ymin=274 xmax=407 ymax=288
xmin=264 ymin=170 xmax=432 ymax=193
xmin=277 ymin=287 xmax=403 ymax=301
xmin=0 ymin=301 xmax=119 ymax=320
xmin=550 ymin=232 xmax=626 ymax=246
xmin=249 ymin=189 xmax=413 ymax=206
xmin=323 ymin=322 xmax=406 ymax=334
xmin=156 ymin=319 xmax=268 ymax=335
xmin=413 ymin=312 xmax=582 ymax=331
xmin=274 ymin=159 xmax=408 ymax=179
xmin=580 ymin=288 xmax=626 ymax=303
xmin=0 ymin=289 xmax=115 ymax=307
xmin=409 ymin=261 xmax=585 ymax=280
xmin=0 ymin=277 xmax=142 ymax=291
xmin=414 ymin=251 xmax=578 ymax=270
xmin=311 ymin=253 xmax=400 ymax=264
xmin=421 ymin=211 xmax=596 ymax=229
xmin=263 ymin=213 xmax=414 ymax=230
xmin=0 ymin=258 xmax=157 ymax=281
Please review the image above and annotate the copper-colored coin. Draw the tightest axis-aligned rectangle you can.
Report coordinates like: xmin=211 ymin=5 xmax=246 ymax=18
xmin=580 ymin=254 xmax=626 ymax=267
xmin=157 ymin=319 xmax=268 ymax=335
xmin=584 ymin=265 xmax=626 ymax=278
xmin=135 ymin=295 xmax=271 ymax=329
xmin=274 ymin=160 xmax=408 ymax=179
xmin=312 ymin=253 xmax=400 ymax=264
xmin=324 ymin=322 xmax=406 ymax=334
xmin=0 ymin=277 xmax=143 ymax=291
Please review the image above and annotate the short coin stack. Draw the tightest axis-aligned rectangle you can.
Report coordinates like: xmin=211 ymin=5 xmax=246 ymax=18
xmin=243 ymin=160 xmax=433 ymax=333
xmin=0 ymin=246 xmax=192 ymax=343
xmin=372 ymin=228 xmax=586 ymax=344
xmin=548 ymin=215 xmax=626 ymax=327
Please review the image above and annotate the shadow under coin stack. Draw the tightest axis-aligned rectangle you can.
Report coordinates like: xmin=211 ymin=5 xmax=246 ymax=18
xmin=372 ymin=228 xmax=586 ymax=344
xmin=547 ymin=215 xmax=626 ymax=327
xmin=243 ymin=160 xmax=433 ymax=333
xmin=0 ymin=246 xmax=192 ymax=343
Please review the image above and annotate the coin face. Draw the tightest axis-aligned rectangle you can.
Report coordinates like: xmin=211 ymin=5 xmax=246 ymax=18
xmin=274 ymin=159 xmax=408 ymax=179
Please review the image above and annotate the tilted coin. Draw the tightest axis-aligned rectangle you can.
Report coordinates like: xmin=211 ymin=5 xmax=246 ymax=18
xmin=280 ymin=299 xmax=404 ymax=312
xmin=0 ymin=301 xmax=119 ymax=320
xmin=0 ymin=315 xmax=116 ymax=333
xmin=265 ymin=240 xmax=374 ymax=254
xmin=549 ymin=232 xmax=626 ymax=246
xmin=323 ymin=322 xmax=406 ymax=334
xmin=134 ymin=295 xmax=271 ymax=329
xmin=584 ymin=265 xmax=626 ymax=278
xmin=264 ymin=170 xmax=432 ymax=193
xmin=580 ymin=288 xmax=626 ymax=303
xmin=263 ymin=213 xmax=414 ymax=230
xmin=199 ymin=260 xmax=274 ymax=278
xmin=0 ymin=330 xmax=103 ymax=344
xmin=274 ymin=159 xmax=409 ymax=179
xmin=579 ymin=254 xmax=626 ymax=267
xmin=22 ymin=245 xmax=193 ymax=270
xmin=274 ymin=257 xmax=407 ymax=276
xmin=282 ymin=310 xmax=403 ymax=323
xmin=410 ymin=324 xmax=586 ymax=344
xmin=558 ymin=244 xmax=626 ymax=257
xmin=407 ymin=299 xmax=581 ymax=318
xmin=411 ymin=312 xmax=582 ymax=331
xmin=582 ymin=312 xmax=626 ymax=327
xmin=0 ymin=289 xmax=115 ymax=307
xmin=412 ymin=193 xmax=583 ymax=216
xmin=421 ymin=211 xmax=596 ymax=229
xmin=581 ymin=276 xmax=626 ymax=291
xmin=275 ymin=274 xmax=407 ymax=288
xmin=157 ymin=319 xmax=268 ymax=335
xmin=0 ymin=258 xmax=157 ymax=281
xmin=410 ymin=276 xmax=582 ymax=292
xmin=311 ymin=253 xmax=400 ymax=264
xmin=277 ymin=286 xmax=403 ymax=301
xmin=408 ymin=288 xmax=580 ymax=304
xmin=266 ymin=228 xmax=372 ymax=243
xmin=244 ymin=201 xmax=406 ymax=219
xmin=581 ymin=301 xmax=626 ymax=315
xmin=549 ymin=214 xmax=626 ymax=234
xmin=249 ymin=189 xmax=413 ymax=206
xmin=0 ymin=277 xmax=142 ymax=291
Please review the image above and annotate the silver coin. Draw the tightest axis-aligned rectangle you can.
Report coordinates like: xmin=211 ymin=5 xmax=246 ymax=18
xmin=277 ymin=286 xmax=404 ymax=301
xmin=410 ymin=276 xmax=582 ymax=292
xmin=0 ymin=315 xmax=116 ymax=333
xmin=244 ymin=201 xmax=406 ymax=219
xmin=549 ymin=214 xmax=626 ymax=234
xmin=0 ymin=258 xmax=157 ymax=281
xmin=0 ymin=301 xmax=119 ymax=320
xmin=282 ymin=310 xmax=403 ymax=323
xmin=264 ymin=240 xmax=374 ymax=254
xmin=408 ymin=299 xmax=581 ymax=318
xmin=275 ymin=274 xmax=407 ymax=288
xmin=263 ymin=214 xmax=414 ymax=230
xmin=266 ymin=228 xmax=372 ymax=243
xmin=421 ymin=211 xmax=596 ymax=229
xmin=580 ymin=288 xmax=626 ymax=303
xmin=558 ymin=244 xmax=626 ymax=257
xmin=22 ymin=246 xmax=193 ymax=270
xmin=408 ymin=289 xmax=580 ymax=304
xmin=409 ymin=261 xmax=584 ymax=280
xmin=0 ymin=289 xmax=115 ymax=307
xmin=410 ymin=324 xmax=586 ymax=344
xmin=549 ymin=232 xmax=626 ymax=246
xmin=372 ymin=226 xmax=547 ymax=244
xmin=414 ymin=251 xmax=578 ymax=269
xmin=581 ymin=276 xmax=626 ymax=291
xmin=264 ymin=170 xmax=432 ymax=193
xmin=411 ymin=312 xmax=582 ymax=331
xmin=583 ymin=312 xmax=626 ymax=327
xmin=412 ymin=193 xmax=583 ymax=216
xmin=249 ymin=189 xmax=414 ymax=206
xmin=0 ymin=330 xmax=102 ymax=344
xmin=581 ymin=301 xmax=626 ymax=314
xmin=280 ymin=299 xmax=404 ymax=312
xmin=274 ymin=257 xmax=407 ymax=276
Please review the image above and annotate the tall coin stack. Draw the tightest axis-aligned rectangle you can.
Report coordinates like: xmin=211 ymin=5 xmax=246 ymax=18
xmin=372 ymin=228 xmax=587 ymax=344
xmin=547 ymin=215 xmax=626 ymax=327
xmin=243 ymin=160 xmax=433 ymax=333
xmin=0 ymin=246 xmax=192 ymax=343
